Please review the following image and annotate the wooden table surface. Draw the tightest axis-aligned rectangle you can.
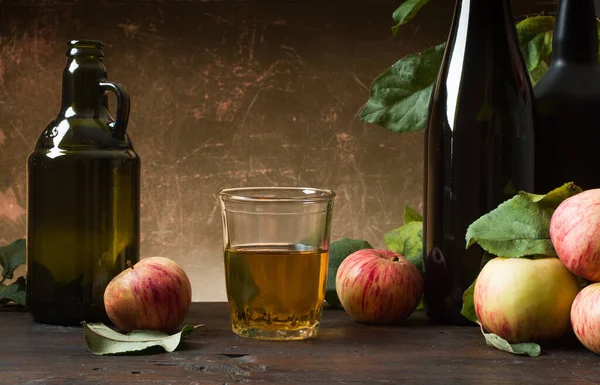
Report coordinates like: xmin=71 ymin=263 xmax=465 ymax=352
xmin=1 ymin=302 xmax=600 ymax=384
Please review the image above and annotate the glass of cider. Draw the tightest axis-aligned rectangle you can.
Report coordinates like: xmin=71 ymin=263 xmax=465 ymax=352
xmin=218 ymin=187 xmax=335 ymax=340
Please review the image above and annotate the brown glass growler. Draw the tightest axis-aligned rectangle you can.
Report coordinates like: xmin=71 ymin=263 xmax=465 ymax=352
xmin=26 ymin=40 xmax=140 ymax=325
xmin=423 ymin=0 xmax=535 ymax=325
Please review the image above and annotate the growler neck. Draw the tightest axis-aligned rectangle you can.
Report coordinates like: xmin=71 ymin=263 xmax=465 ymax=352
xmin=552 ymin=0 xmax=598 ymax=65
xmin=60 ymin=41 xmax=109 ymax=118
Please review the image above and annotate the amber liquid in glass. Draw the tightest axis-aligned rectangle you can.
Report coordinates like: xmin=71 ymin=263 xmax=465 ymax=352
xmin=224 ymin=244 xmax=328 ymax=340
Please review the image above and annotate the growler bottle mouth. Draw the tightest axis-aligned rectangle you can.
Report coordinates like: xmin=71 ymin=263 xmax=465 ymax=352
xmin=66 ymin=39 xmax=104 ymax=58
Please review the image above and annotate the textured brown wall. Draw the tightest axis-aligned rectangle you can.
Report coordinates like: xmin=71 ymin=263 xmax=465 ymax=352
xmin=0 ymin=0 xmax=552 ymax=301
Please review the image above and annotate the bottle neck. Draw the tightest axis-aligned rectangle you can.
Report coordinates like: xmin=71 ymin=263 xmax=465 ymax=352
xmin=454 ymin=0 xmax=521 ymax=50
xmin=552 ymin=0 xmax=598 ymax=64
xmin=60 ymin=56 xmax=109 ymax=117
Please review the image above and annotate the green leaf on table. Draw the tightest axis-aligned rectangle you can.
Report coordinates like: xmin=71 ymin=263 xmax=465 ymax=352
xmin=385 ymin=221 xmax=423 ymax=274
xmin=0 ymin=239 xmax=26 ymax=280
xmin=82 ymin=322 xmax=201 ymax=356
xmin=403 ymin=205 xmax=423 ymax=223
xmin=326 ymin=238 xmax=373 ymax=307
xmin=460 ymin=279 xmax=478 ymax=324
xmin=480 ymin=324 xmax=541 ymax=357
xmin=0 ymin=276 xmax=26 ymax=306
xmin=360 ymin=43 xmax=445 ymax=134
xmin=465 ymin=183 xmax=582 ymax=258
xmin=391 ymin=0 xmax=432 ymax=36
xmin=516 ymin=16 xmax=554 ymax=73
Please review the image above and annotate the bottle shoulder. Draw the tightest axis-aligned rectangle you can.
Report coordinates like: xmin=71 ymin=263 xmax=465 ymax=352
xmin=33 ymin=115 xmax=136 ymax=152
xmin=534 ymin=63 xmax=600 ymax=101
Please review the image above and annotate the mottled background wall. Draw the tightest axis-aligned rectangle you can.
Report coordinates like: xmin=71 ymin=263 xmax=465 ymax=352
xmin=0 ymin=0 xmax=562 ymax=301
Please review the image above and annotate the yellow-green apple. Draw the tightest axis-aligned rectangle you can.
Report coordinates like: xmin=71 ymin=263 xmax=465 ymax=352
xmin=104 ymin=257 xmax=192 ymax=333
xmin=335 ymin=249 xmax=423 ymax=324
xmin=474 ymin=257 xmax=580 ymax=343
xmin=550 ymin=188 xmax=600 ymax=281
xmin=571 ymin=283 xmax=600 ymax=354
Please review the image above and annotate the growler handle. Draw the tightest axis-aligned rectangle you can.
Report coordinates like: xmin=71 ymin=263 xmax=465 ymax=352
xmin=99 ymin=81 xmax=130 ymax=140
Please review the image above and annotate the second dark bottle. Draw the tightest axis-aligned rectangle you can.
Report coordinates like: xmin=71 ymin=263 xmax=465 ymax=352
xmin=534 ymin=0 xmax=600 ymax=193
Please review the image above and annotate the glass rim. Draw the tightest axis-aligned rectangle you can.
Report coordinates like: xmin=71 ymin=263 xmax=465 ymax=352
xmin=218 ymin=186 xmax=335 ymax=203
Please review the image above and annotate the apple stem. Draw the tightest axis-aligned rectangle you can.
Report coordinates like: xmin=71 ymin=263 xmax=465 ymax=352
xmin=126 ymin=260 xmax=133 ymax=269
xmin=392 ymin=255 xmax=400 ymax=262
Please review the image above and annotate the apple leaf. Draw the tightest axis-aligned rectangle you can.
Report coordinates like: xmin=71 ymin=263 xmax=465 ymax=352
xmin=359 ymin=43 xmax=445 ymax=134
xmin=326 ymin=238 xmax=373 ymax=307
xmin=82 ymin=322 xmax=202 ymax=356
xmin=0 ymin=239 xmax=26 ymax=281
xmin=480 ymin=324 xmax=541 ymax=357
xmin=519 ymin=182 xmax=583 ymax=210
xmin=465 ymin=183 xmax=582 ymax=258
xmin=391 ymin=0 xmax=432 ymax=36
xmin=460 ymin=279 xmax=478 ymax=324
xmin=466 ymin=195 xmax=553 ymax=257
xmin=403 ymin=205 xmax=423 ymax=224
xmin=385 ymin=221 xmax=423 ymax=275
xmin=0 ymin=276 xmax=26 ymax=306
xmin=515 ymin=15 xmax=554 ymax=73
xmin=529 ymin=60 xmax=548 ymax=87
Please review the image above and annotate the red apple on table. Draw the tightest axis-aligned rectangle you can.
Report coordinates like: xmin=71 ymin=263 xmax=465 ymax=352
xmin=335 ymin=249 xmax=423 ymax=324
xmin=474 ymin=257 xmax=580 ymax=343
xmin=550 ymin=188 xmax=600 ymax=281
xmin=571 ymin=283 xmax=600 ymax=354
xmin=104 ymin=257 xmax=192 ymax=333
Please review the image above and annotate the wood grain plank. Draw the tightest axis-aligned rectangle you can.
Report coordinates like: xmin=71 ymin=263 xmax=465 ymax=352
xmin=1 ymin=303 xmax=600 ymax=384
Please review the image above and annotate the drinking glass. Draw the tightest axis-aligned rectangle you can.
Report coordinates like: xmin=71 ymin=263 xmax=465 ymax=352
xmin=218 ymin=187 xmax=335 ymax=340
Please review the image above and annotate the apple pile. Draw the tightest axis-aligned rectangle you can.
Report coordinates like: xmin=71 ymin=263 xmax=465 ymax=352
xmin=550 ymin=189 xmax=600 ymax=354
xmin=103 ymin=257 xmax=192 ymax=333
xmin=474 ymin=188 xmax=600 ymax=354
xmin=335 ymin=249 xmax=423 ymax=324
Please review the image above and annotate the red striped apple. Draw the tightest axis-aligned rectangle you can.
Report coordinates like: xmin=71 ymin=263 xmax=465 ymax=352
xmin=335 ymin=249 xmax=423 ymax=324
xmin=550 ymin=188 xmax=600 ymax=281
xmin=571 ymin=283 xmax=600 ymax=354
xmin=104 ymin=257 xmax=192 ymax=333
xmin=474 ymin=257 xmax=580 ymax=343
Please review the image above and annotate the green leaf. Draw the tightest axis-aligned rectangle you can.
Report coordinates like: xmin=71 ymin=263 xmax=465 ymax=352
xmin=520 ymin=181 xmax=583 ymax=210
xmin=0 ymin=239 xmax=26 ymax=280
xmin=465 ymin=183 xmax=582 ymax=258
xmin=466 ymin=195 xmax=554 ymax=257
xmin=460 ymin=279 xmax=478 ymax=324
xmin=360 ymin=43 xmax=445 ymax=133
xmin=480 ymin=324 xmax=541 ymax=357
xmin=529 ymin=60 xmax=548 ymax=87
xmin=385 ymin=221 xmax=423 ymax=274
xmin=0 ymin=276 xmax=26 ymax=306
xmin=326 ymin=238 xmax=373 ymax=307
xmin=404 ymin=205 xmax=423 ymax=223
xmin=82 ymin=322 xmax=200 ymax=356
xmin=391 ymin=0 xmax=432 ymax=36
xmin=516 ymin=16 xmax=554 ymax=73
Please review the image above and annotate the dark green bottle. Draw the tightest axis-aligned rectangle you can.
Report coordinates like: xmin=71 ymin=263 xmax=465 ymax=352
xmin=26 ymin=40 xmax=140 ymax=325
